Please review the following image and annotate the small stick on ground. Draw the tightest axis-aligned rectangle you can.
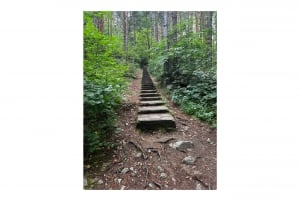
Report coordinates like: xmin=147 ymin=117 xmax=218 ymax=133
xmin=155 ymin=137 xmax=176 ymax=144
xmin=152 ymin=181 xmax=162 ymax=190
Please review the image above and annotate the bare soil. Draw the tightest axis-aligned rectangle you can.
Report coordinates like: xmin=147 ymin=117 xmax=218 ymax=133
xmin=84 ymin=69 xmax=217 ymax=190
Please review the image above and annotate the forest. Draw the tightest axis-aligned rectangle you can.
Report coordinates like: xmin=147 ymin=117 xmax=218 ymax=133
xmin=84 ymin=11 xmax=217 ymax=189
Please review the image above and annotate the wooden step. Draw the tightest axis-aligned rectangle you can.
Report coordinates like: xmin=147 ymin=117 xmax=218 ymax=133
xmin=141 ymin=90 xmax=157 ymax=93
xmin=139 ymin=100 xmax=164 ymax=106
xmin=138 ymin=106 xmax=169 ymax=114
xmin=140 ymin=97 xmax=161 ymax=101
xmin=136 ymin=113 xmax=176 ymax=130
xmin=140 ymin=93 xmax=160 ymax=97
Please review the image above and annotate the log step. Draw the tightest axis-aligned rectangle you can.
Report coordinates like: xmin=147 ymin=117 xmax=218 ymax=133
xmin=136 ymin=113 xmax=176 ymax=130
xmin=138 ymin=106 xmax=169 ymax=114
xmin=140 ymin=97 xmax=161 ymax=101
xmin=139 ymin=100 xmax=164 ymax=106
xmin=141 ymin=90 xmax=157 ymax=93
xmin=140 ymin=93 xmax=160 ymax=97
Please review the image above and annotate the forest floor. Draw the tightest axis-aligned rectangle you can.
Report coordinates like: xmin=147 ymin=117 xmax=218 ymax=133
xmin=84 ymin=69 xmax=217 ymax=190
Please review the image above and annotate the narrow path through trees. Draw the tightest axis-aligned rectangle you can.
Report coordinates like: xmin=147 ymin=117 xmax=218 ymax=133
xmin=84 ymin=69 xmax=216 ymax=190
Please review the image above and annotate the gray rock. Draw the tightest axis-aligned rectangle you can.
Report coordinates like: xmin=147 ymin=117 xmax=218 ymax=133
xmin=196 ymin=182 xmax=205 ymax=190
xmin=157 ymin=166 xmax=164 ymax=173
xmin=121 ymin=167 xmax=129 ymax=174
xmin=120 ymin=185 xmax=126 ymax=190
xmin=182 ymin=156 xmax=196 ymax=165
xmin=129 ymin=167 xmax=134 ymax=171
xmin=101 ymin=162 xmax=111 ymax=171
xmin=98 ymin=179 xmax=104 ymax=185
xmin=169 ymin=141 xmax=194 ymax=151
xmin=136 ymin=152 xmax=142 ymax=158
xmin=160 ymin=172 xmax=167 ymax=179
xmin=117 ymin=178 xmax=122 ymax=184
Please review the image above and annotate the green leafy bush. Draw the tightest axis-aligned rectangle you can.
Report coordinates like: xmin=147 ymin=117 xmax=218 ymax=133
xmin=83 ymin=12 xmax=128 ymax=156
xmin=148 ymin=32 xmax=216 ymax=126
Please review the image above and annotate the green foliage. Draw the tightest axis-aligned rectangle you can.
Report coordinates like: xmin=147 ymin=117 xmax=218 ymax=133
xmin=148 ymin=30 xmax=217 ymax=126
xmin=170 ymin=70 xmax=216 ymax=125
xmin=84 ymin=12 xmax=128 ymax=156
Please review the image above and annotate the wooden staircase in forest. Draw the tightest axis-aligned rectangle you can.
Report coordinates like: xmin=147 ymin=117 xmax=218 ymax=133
xmin=136 ymin=67 xmax=176 ymax=131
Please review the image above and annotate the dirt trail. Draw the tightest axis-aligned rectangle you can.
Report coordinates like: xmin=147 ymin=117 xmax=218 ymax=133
xmin=84 ymin=69 xmax=217 ymax=190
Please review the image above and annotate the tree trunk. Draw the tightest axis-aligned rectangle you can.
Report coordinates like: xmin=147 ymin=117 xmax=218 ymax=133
xmin=189 ymin=12 xmax=193 ymax=33
xmin=163 ymin=12 xmax=168 ymax=50
xmin=123 ymin=11 xmax=128 ymax=63
xmin=172 ymin=11 xmax=177 ymax=44
xmin=99 ymin=17 xmax=104 ymax=33
xmin=153 ymin=12 xmax=159 ymax=42
xmin=163 ymin=11 xmax=169 ymax=86
xmin=195 ymin=11 xmax=200 ymax=33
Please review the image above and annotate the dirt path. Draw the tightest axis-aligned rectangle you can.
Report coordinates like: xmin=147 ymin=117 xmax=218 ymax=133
xmin=84 ymin=69 xmax=217 ymax=190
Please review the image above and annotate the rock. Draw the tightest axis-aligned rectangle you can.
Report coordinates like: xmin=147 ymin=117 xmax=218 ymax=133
xmin=86 ymin=165 xmax=91 ymax=169
xmin=182 ymin=156 xmax=196 ymax=165
xmin=120 ymin=185 xmax=126 ymax=190
xmin=160 ymin=173 xmax=167 ymax=179
xmin=169 ymin=141 xmax=194 ymax=151
xmin=129 ymin=167 xmax=134 ymax=171
xmin=136 ymin=152 xmax=142 ymax=158
xmin=98 ymin=179 xmax=104 ymax=185
xmin=101 ymin=162 xmax=111 ymax=171
xmin=121 ymin=167 xmax=129 ymax=174
xmin=171 ymin=177 xmax=176 ymax=184
xmin=117 ymin=178 xmax=122 ymax=184
xmin=196 ymin=182 xmax=205 ymax=190
xmin=157 ymin=166 xmax=164 ymax=173
xmin=148 ymin=183 xmax=154 ymax=188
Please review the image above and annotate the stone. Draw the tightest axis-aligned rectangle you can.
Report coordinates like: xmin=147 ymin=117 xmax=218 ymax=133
xmin=169 ymin=141 xmax=194 ymax=151
xmin=120 ymin=185 xmax=126 ymax=190
xmin=117 ymin=178 xmax=122 ymax=184
xmin=196 ymin=182 xmax=206 ymax=190
xmin=129 ymin=167 xmax=134 ymax=171
xmin=157 ymin=165 xmax=164 ymax=173
xmin=171 ymin=177 xmax=176 ymax=184
xmin=182 ymin=156 xmax=196 ymax=165
xmin=160 ymin=173 xmax=167 ymax=179
xmin=98 ymin=179 xmax=104 ymax=185
xmin=121 ymin=167 xmax=129 ymax=174
xmin=136 ymin=152 xmax=142 ymax=158
xmin=101 ymin=162 xmax=111 ymax=171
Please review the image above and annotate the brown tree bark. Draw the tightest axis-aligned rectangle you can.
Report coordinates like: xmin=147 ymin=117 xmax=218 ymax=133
xmin=195 ymin=11 xmax=200 ymax=33
xmin=172 ymin=11 xmax=177 ymax=43
xmin=99 ymin=17 xmax=104 ymax=33
xmin=123 ymin=11 xmax=129 ymax=63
